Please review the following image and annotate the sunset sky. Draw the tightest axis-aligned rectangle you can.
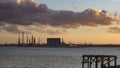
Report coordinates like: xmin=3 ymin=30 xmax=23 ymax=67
xmin=0 ymin=0 xmax=120 ymax=44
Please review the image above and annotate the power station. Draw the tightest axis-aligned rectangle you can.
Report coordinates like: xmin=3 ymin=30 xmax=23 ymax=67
xmin=47 ymin=38 xmax=61 ymax=46
xmin=17 ymin=32 xmax=64 ymax=47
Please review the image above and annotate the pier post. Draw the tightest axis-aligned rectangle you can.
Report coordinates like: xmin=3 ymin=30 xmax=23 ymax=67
xmin=108 ymin=57 xmax=110 ymax=68
xmin=95 ymin=57 xmax=98 ymax=68
xmin=87 ymin=57 xmax=89 ymax=68
xmin=90 ymin=57 xmax=92 ymax=68
xmin=114 ymin=57 xmax=117 ymax=67
xmin=101 ymin=57 xmax=104 ymax=68
xmin=82 ymin=56 xmax=85 ymax=68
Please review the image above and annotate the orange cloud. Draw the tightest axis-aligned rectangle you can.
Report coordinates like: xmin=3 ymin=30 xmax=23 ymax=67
xmin=108 ymin=27 xmax=120 ymax=33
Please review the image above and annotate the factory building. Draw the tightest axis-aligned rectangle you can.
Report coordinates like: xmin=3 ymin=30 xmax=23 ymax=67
xmin=47 ymin=38 xmax=61 ymax=46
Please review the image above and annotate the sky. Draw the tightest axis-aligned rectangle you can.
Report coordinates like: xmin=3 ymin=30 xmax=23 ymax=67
xmin=37 ymin=0 xmax=120 ymax=12
xmin=0 ymin=0 xmax=120 ymax=44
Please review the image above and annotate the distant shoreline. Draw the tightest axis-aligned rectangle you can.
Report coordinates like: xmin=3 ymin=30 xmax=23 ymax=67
xmin=1 ymin=44 xmax=120 ymax=48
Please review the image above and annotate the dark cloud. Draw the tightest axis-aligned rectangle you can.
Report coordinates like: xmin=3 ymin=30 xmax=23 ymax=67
xmin=0 ymin=0 xmax=116 ymax=33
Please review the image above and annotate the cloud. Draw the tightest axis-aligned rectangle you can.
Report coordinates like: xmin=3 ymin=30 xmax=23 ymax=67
xmin=108 ymin=27 xmax=120 ymax=33
xmin=0 ymin=24 xmax=30 ymax=33
xmin=0 ymin=0 xmax=116 ymax=34
xmin=23 ymin=25 xmax=68 ymax=35
xmin=38 ymin=28 xmax=67 ymax=35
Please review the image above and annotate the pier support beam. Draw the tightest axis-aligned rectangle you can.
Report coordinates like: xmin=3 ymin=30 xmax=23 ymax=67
xmin=95 ymin=57 xmax=98 ymax=68
xmin=82 ymin=56 xmax=85 ymax=68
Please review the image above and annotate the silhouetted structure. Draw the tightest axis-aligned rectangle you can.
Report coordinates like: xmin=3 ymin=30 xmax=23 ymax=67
xmin=18 ymin=32 xmax=21 ymax=45
xmin=22 ymin=32 xmax=25 ymax=45
xmin=31 ymin=35 xmax=34 ymax=45
xmin=38 ymin=37 xmax=40 ymax=45
xmin=29 ymin=38 xmax=31 ymax=45
xmin=82 ymin=55 xmax=117 ymax=68
xmin=47 ymin=38 xmax=61 ymax=46
xmin=61 ymin=38 xmax=64 ymax=44
xmin=33 ymin=37 xmax=36 ymax=45
xmin=26 ymin=35 xmax=29 ymax=45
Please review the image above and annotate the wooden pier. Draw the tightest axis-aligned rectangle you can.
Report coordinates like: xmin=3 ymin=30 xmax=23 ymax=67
xmin=82 ymin=55 xmax=117 ymax=68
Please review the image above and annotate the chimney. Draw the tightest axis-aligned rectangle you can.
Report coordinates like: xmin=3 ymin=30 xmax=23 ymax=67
xmin=31 ymin=35 xmax=34 ymax=45
xmin=22 ymin=32 xmax=24 ymax=45
xmin=26 ymin=35 xmax=29 ymax=45
xmin=33 ymin=37 xmax=36 ymax=45
xmin=18 ymin=32 xmax=21 ymax=45
xmin=38 ymin=37 xmax=40 ymax=45
xmin=29 ymin=38 xmax=31 ymax=45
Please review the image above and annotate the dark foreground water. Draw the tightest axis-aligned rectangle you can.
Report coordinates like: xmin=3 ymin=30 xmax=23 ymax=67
xmin=0 ymin=47 xmax=120 ymax=68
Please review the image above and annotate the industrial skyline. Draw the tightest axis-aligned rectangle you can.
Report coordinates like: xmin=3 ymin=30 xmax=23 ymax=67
xmin=1 ymin=31 xmax=120 ymax=47
xmin=16 ymin=32 xmax=65 ymax=46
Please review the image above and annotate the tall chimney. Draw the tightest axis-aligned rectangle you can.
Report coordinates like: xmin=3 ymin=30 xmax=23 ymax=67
xmin=18 ymin=32 xmax=21 ymax=45
xmin=26 ymin=35 xmax=29 ymax=45
xmin=22 ymin=32 xmax=24 ymax=45
xmin=29 ymin=38 xmax=31 ymax=45
xmin=38 ymin=37 xmax=40 ymax=45
xmin=34 ymin=37 xmax=36 ymax=45
xmin=31 ymin=35 xmax=34 ymax=45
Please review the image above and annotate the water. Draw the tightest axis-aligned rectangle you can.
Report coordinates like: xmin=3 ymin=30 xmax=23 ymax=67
xmin=0 ymin=47 xmax=120 ymax=68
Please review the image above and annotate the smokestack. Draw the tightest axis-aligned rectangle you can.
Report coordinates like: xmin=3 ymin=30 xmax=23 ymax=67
xmin=61 ymin=38 xmax=65 ymax=45
xmin=22 ymin=32 xmax=24 ymax=45
xmin=29 ymin=38 xmax=31 ymax=45
xmin=33 ymin=37 xmax=36 ymax=45
xmin=31 ymin=35 xmax=34 ymax=45
xmin=18 ymin=32 xmax=21 ymax=45
xmin=38 ymin=37 xmax=40 ymax=45
xmin=26 ymin=35 xmax=29 ymax=45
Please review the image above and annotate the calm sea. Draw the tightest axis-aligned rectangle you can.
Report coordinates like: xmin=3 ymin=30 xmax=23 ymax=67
xmin=0 ymin=47 xmax=120 ymax=68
